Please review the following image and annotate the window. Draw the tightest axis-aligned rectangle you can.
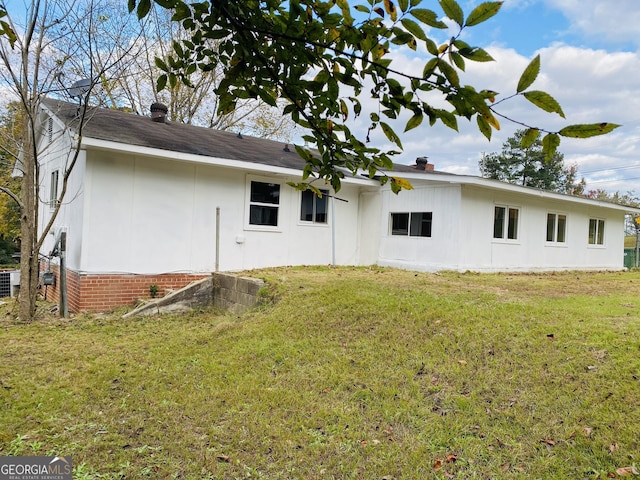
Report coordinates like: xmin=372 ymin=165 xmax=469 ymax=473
xmin=493 ymin=205 xmax=519 ymax=240
xmin=390 ymin=212 xmax=432 ymax=237
xmin=49 ymin=170 xmax=59 ymax=208
xmin=546 ymin=213 xmax=567 ymax=243
xmin=300 ymin=189 xmax=328 ymax=223
xmin=588 ymin=218 xmax=605 ymax=245
xmin=249 ymin=181 xmax=280 ymax=226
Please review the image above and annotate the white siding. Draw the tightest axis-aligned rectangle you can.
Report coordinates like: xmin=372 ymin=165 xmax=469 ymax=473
xmin=459 ymin=185 xmax=625 ymax=271
xmin=77 ymin=152 xmax=366 ymax=274
xmin=377 ymin=184 xmax=463 ymax=271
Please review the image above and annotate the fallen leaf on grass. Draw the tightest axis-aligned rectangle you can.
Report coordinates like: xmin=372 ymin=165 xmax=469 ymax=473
xmin=500 ymin=463 xmax=510 ymax=472
xmin=610 ymin=443 xmax=619 ymax=454
xmin=433 ymin=459 xmax=442 ymax=470
xmin=542 ymin=438 xmax=556 ymax=446
xmin=216 ymin=455 xmax=230 ymax=463
xmin=446 ymin=453 xmax=458 ymax=463
xmin=616 ymin=466 xmax=639 ymax=476
xmin=584 ymin=427 xmax=593 ymax=437
xmin=457 ymin=360 xmax=467 ymax=365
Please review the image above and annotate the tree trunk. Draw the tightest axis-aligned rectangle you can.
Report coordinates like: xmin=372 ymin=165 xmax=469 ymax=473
xmin=18 ymin=113 xmax=38 ymax=321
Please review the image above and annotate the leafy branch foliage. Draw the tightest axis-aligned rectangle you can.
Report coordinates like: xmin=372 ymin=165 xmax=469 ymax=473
xmin=123 ymin=0 xmax=618 ymax=192
xmin=479 ymin=130 xmax=585 ymax=195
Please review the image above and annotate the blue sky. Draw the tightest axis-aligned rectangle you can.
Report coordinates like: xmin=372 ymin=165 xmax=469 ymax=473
xmin=362 ymin=0 xmax=640 ymax=194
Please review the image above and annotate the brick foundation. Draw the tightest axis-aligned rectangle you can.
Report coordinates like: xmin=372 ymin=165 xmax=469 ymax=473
xmin=41 ymin=264 xmax=209 ymax=312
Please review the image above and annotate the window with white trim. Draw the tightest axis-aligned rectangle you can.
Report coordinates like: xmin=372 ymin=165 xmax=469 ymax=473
xmin=390 ymin=212 xmax=432 ymax=237
xmin=300 ymin=189 xmax=328 ymax=224
xmin=588 ymin=218 xmax=605 ymax=245
xmin=248 ymin=180 xmax=280 ymax=227
xmin=493 ymin=205 xmax=519 ymax=240
xmin=49 ymin=170 xmax=59 ymax=208
xmin=546 ymin=212 xmax=566 ymax=243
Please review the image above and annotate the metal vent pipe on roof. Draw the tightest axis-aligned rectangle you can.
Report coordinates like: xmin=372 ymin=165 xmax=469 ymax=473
xmin=416 ymin=156 xmax=428 ymax=170
xmin=150 ymin=102 xmax=168 ymax=123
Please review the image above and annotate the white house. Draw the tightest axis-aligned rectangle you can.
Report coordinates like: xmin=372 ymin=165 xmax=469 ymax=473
xmin=35 ymin=99 xmax=640 ymax=311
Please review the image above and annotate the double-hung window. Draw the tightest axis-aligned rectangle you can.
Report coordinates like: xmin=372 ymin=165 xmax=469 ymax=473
xmin=588 ymin=218 xmax=605 ymax=245
xmin=493 ymin=205 xmax=519 ymax=240
xmin=546 ymin=213 xmax=567 ymax=243
xmin=390 ymin=212 xmax=432 ymax=237
xmin=300 ymin=189 xmax=328 ymax=224
xmin=249 ymin=180 xmax=280 ymax=227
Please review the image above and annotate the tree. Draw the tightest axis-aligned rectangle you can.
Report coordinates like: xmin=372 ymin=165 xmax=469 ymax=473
xmin=91 ymin=4 xmax=296 ymax=140
xmin=479 ymin=129 xmax=586 ymax=194
xmin=130 ymin=0 xmax=619 ymax=195
xmin=0 ymin=0 xmax=143 ymax=320
xmin=0 ymin=102 xmax=22 ymax=263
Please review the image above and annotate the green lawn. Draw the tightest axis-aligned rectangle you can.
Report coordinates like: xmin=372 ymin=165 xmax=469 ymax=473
xmin=1 ymin=267 xmax=640 ymax=479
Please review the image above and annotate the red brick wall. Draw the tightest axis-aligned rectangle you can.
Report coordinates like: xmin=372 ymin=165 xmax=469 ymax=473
xmin=41 ymin=264 xmax=209 ymax=312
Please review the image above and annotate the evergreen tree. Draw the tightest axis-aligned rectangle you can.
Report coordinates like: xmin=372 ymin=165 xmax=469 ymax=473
xmin=479 ymin=130 xmax=585 ymax=194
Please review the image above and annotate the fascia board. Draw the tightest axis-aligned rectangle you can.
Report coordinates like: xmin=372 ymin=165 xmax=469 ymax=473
xmin=395 ymin=171 xmax=640 ymax=214
xmin=80 ymin=136 xmax=379 ymax=187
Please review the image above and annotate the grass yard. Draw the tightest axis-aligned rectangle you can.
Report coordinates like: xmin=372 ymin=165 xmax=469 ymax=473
xmin=1 ymin=267 xmax=640 ymax=479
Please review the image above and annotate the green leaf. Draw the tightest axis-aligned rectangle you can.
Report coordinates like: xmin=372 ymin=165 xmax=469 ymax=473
xmin=437 ymin=59 xmax=460 ymax=87
xmin=558 ymin=123 xmax=621 ymax=138
xmin=127 ymin=0 xmax=136 ymax=13
xmin=439 ymin=0 xmax=464 ymax=27
xmin=405 ymin=112 xmax=423 ymax=132
xmin=425 ymin=39 xmax=439 ymax=56
xmin=381 ymin=122 xmax=403 ymax=148
xmin=155 ymin=57 xmax=169 ymax=72
xmin=517 ymin=54 xmax=540 ymax=93
xmin=401 ymin=18 xmax=427 ymax=41
xmin=449 ymin=51 xmax=465 ymax=70
xmin=523 ymin=90 xmax=565 ymax=118
xmin=521 ymin=128 xmax=539 ymax=148
xmin=339 ymin=99 xmax=349 ymax=121
xmin=156 ymin=74 xmax=167 ymax=92
xmin=542 ymin=133 xmax=561 ymax=161
xmin=411 ymin=8 xmax=447 ymax=29
xmin=136 ymin=0 xmax=151 ymax=18
xmin=465 ymin=1 xmax=502 ymax=27
xmin=437 ymin=109 xmax=458 ymax=131
xmin=458 ymin=47 xmax=494 ymax=62
xmin=355 ymin=4 xmax=370 ymax=13
xmin=398 ymin=0 xmax=409 ymax=13
xmin=476 ymin=115 xmax=492 ymax=140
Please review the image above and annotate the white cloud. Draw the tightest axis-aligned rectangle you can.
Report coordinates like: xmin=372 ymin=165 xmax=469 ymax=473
xmin=544 ymin=0 xmax=640 ymax=46
xmin=360 ymin=42 xmax=640 ymax=193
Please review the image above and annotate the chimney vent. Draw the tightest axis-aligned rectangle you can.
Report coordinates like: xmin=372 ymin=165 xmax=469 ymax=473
xmin=415 ymin=156 xmax=428 ymax=170
xmin=150 ymin=102 xmax=168 ymax=123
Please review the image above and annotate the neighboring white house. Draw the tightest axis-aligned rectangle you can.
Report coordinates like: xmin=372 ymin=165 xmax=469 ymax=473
xmin=34 ymin=99 xmax=640 ymax=311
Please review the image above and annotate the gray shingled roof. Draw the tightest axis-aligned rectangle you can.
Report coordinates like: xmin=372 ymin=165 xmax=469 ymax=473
xmin=42 ymin=98 xmax=432 ymax=175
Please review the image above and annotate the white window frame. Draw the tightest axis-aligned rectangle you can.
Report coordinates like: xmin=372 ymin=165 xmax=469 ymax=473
xmin=299 ymin=189 xmax=329 ymax=225
xmin=546 ymin=212 xmax=567 ymax=245
xmin=49 ymin=170 xmax=59 ymax=209
xmin=389 ymin=212 xmax=433 ymax=238
xmin=588 ymin=217 xmax=605 ymax=246
xmin=245 ymin=176 xmax=282 ymax=231
xmin=493 ymin=204 xmax=520 ymax=242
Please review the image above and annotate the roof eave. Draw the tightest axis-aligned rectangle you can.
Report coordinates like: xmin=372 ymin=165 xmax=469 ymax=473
xmin=79 ymin=136 xmax=379 ymax=187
